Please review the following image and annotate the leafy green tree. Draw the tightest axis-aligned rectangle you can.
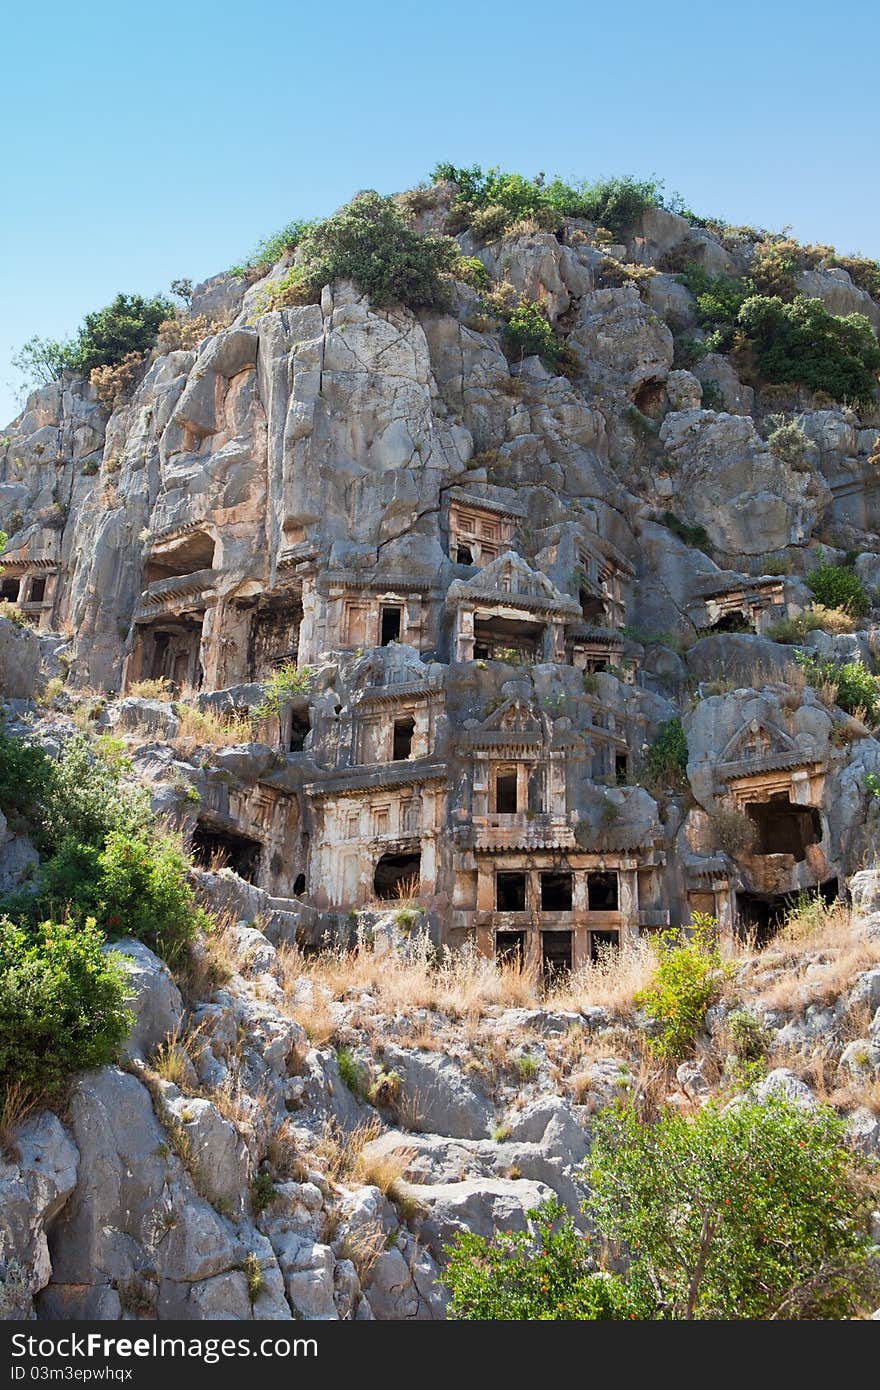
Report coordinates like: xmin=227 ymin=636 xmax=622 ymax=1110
xmin=634 ymin=914 xmax=729 ymax=1061
xmin=737 ymin=294 xmax=880 ymax=407
xmin=69 ymin=293 xmax=173 ymax=375
xmin=441 ymin=1199 xmax=634 ymax=1319
xmin=0 ymin=916 xmax=132 ymax=1096
xmin=583 ymin=1098 xmax=879 ymax=1319
xmin=12 ymin=336 xmax=76 ymax=387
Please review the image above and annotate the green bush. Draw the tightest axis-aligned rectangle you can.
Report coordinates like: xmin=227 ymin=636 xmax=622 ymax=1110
xmin=806 ymin=561 xmax=868 ymax=617
xmin=796 ymin=650 xmax=879 ymax=718
xmin=737 ymin=294 xmax=880 ymax=407
xmin=230 ymin=219 xmax=316 ymax=277
xmin=290 ymin=192 xmax=458 ymax=311
xmin=635 ymin=913 xmax=729 ymax=1060
xmin=335 ymin=1046 xmax=369 ymax=1100
xmin=0 ymin=729 xmax=200 ymax=966
xmin=252 ymin=663 xmax=315 ymax=720
xmin=657 ymin=511 xmax=711 ymax=552
xmin=441 ymin=1198 xmax=634 ymax=1320
xmin=503 ymin=299 xmax=560 ymax=363
xmin=645 ymin=717 xmax=688 ymax=788
xmin=434 ymin=164 xmax=679 ymax=241
xmin=0 ymin=916 xmax=132 ymax=1096
xmin=767 ymin=417 xmax=809 ymax=467
xmin=584 ymin=1097 xmax=879 ymax=1319
xmin=749 ymin=237 xmax=802 ymax=300
xmin=96 ymin=832 xmax=204 ymax=966
xmin=679 ymin=264 xmax=752 ymax=347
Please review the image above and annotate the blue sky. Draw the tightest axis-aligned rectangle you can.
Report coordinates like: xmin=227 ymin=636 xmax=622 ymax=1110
xmin=2 ymin=0 xmax=879 ymax=426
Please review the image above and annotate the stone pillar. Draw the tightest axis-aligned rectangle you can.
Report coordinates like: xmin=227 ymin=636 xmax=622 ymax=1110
xmin=619 ymin=867 xmax=639 ymax=944
xmin=454 ymin=605 xmax=474 ymax=662
xmin=516 ymin=762 xmax=529 ymax=813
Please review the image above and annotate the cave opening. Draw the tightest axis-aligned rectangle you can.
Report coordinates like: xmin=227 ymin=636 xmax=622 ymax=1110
xmin=736 ymin=878 xmax=838 ymax=946
xmin=380 ymin=606 xmax=402 ymax=646
xmin=289 ymin=709 xmax=310 ymax=753
xmin=745 ymin=794 xmax=821 ymax=860
xmin=473 ymin=615 xmax=542 ymax=662
xmin=144 ymin=531 xmax=216 ymax=586
xmin=373 ymin=850 xmax=421 ymax=900
xmin=191 ymin=824 xmax=262 ymax=884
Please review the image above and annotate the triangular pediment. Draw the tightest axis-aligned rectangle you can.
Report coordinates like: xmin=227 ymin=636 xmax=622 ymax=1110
xmin=446 ymin=552 xmax=580 ymax=615
xmin=719 ymin=717 xmax=798 ymax=764
xmin=481 ymin=696 xmax=545 ymax=735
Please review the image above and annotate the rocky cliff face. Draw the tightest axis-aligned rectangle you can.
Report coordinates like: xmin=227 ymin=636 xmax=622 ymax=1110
xmin=2 ymin=179 xmax=880 ymax=1319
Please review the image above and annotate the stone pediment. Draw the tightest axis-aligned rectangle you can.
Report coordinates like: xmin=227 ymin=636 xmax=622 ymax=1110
xmin=718 ymin=717 xmax=798 ymax=766
xmin=446 ymin=552 xmax=581 ymax=616
xmin=482 ymin=697 xmax=545 ymax=736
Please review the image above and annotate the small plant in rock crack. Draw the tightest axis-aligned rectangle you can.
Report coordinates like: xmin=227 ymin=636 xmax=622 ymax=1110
xmin=249 ymin=1172 xmax=278 ymax=1216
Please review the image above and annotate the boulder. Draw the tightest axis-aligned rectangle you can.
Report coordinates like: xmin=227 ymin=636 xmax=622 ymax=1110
xmin=753 ymin=1068 xmax=816 ymax=1110
xmin=0 ymin=618 xmax=40 ymax=699
xmin=0 ymin=1111 xmax=79 ymax=1316
xmin=380 ymin=1047 xmax=493 ymax=1140
xmin=109 ymin=939 xmax=184 ymax=1063
xmin=412 ymin=1178 xmax=554 ymax=1260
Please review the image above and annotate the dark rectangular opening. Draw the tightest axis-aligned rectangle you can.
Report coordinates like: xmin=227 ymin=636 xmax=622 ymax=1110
xmin=541 ymin=930 xmax=572 ymax=979
xmin=456 ymin=545 xmax=474 ymax=565
xmin=580 ymin=592 xmax=605 ymax=623
xmin=588 ymin=871 xmax=619 ymax=911
xmin=615 ymin=752 xmax=628 ymax=784
xmin=736 ymin=878 xmax=838 ymax=947
xmin=745 ymin=794 xmax=821 ymax=861
xmin=289 ymin=709 xmax=310 ymax=753
xmin=590 ymin=929 xmax=619 ymax=962
xmin=496 ymin=871 xmax=526 ymax=912
xmin=28 ymin=575 xmax=47 ymax=603
xmin=495 ymin=930 xmax=526 ymax=964
xmin=495 ymin=770 xmax=518 ymax=814
xmin=191 ymin=825 xmax=262 ymax=884
xmin=392 ymin=716 xmax=415 ymax=761
xmin=540 ymin=871 xmax=573 ymax=912
xmin=0 ymin=578 xmax=18 ymax=601
xmin=380 ymin=606 xmax=402 ymax=645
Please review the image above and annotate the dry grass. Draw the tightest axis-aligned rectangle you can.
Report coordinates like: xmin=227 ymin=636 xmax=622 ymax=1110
xmin=129 ymin=677 xmax=173 ymax=699
xmin=179 ymin=911 xmax=237 ymax=1004
xmin=276 ymin=936 xmax=542 ymax=1021
xmin=547 ymin=939 xmax=655 ymax=1015
xmin=313 ymin=1118 xmax=382 ymax=1185
xmin=172 ymin=704 xmax=253 ymax=752
xmin=336 ymin=1219 xmax=387 ymax=1281
xmin=754 ymin=897 xmax=880 ymax=1013
xmin=0 ymin=1083 xmax=39 ymax=1158
xmin=265 ymin=1117 xmax=309 ymax=1180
